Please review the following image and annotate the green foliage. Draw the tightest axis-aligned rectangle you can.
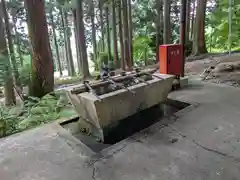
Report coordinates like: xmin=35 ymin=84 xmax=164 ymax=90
xmin=133 ymin=35 xmax=155 ymax=66
xmin=19 ymin=94 xmax=61 ymax=130
xmin=90 ymin=53 xmax=99 ymax=71
xmin=8 ymin=0 xmax=31 ymax=55
xmin=0 ymin=54 xmax=10 ymax=86
xmin=98 ymin=51 xmax=110 ymax=65
xmin=0 ymin=106 xmax=20 ymax=136
xmin=0 ymin=91 xmax=77 ymax=137
xmin=206 ymin=0 xmax=240 ymax=51
xmin=19 ymin=62 xmax=31 ymax=86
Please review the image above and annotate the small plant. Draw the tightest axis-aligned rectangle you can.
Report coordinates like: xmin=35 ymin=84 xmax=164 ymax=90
xmin=0 ymin=106 xmax=22 ymax=137
xmin=98 ymin=52 xmax=111 ymax=66
xmin=0 ymin=90 xmax=77 ymax=138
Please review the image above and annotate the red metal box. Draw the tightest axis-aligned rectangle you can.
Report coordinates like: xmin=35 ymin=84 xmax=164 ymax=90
xmin=159 ymin=44 xmax=183 ymax=76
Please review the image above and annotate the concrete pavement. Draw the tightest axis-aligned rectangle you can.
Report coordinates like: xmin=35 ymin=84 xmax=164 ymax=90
xmin=1 ymin=79 xmax=240 ymax=180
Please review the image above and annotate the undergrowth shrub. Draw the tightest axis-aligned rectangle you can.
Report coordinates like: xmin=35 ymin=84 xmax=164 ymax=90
xmin=0 ymin=90 xmax=77 ymax=137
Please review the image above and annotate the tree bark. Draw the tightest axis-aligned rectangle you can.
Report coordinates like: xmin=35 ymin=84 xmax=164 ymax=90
xmin=9 ymin=0 xmax=24 ymax=67
xmin=186 ymin=0 xmax=191 ymax=42
xmin=63 ymin=10 xmax=75 ymax=76
xmin=112 ymin=0 xmax=119 ymax=68
xmin=90 ymin=0 xmax=98 ymax=69
xmin=99 ymin=0 xmax=105 ymax=52
xmin=180 ymin=0 xmax=187 ymax=77
xmin=76 ymin=0 xmax=90 ymax=78
xmin=60 ymin=7 xmax=70 ymax=74
xmin=163 ymin=0 xmax=171 ymax=44
xmin=105 ymin=5 xmax=111 ymax=62
xmin=192 ymin=0 xmax=207 ymax=56
xmin=2 ymin=0 xmax=21 ymax=88
xmin=190 ymin=0 xmax=196 ymax=40
xmin=24 ymin=0 xmax=54 ymax=98
xmin=118 ymin=0 xmax=125 ymax=70
xmin=128 ymin=0 xmax=133 ymax=67
xmin=122 ymin=0 xmax=131 ymax=69
xmin=73 ymin=10 xmax=81 ymax=73
xmin=0 ymin=1 xmax=16 ymax=106
xmin=50 ymin=9 xmax=62 ymax=76
xmin=155 ymin=0 xmax=162 ymax=63
xmin=12 ymin=17 xmax=24 ymax=67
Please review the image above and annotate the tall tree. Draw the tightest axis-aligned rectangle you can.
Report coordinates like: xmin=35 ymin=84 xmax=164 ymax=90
xmin=73 ymin=10 xmax=81 ymax=73
xmin=60 ymin=7 xmax=70 ymax=75
xmin=180 ymin=0 xmax=187 ymax=76
xmin=192 ymin=0 xmax=207 ymax=55
xmin=122 ymin=0 xmax=131 ymax=69
xmin=2 ymin=0 xmax=21 ymax=88
xmin=112 ymin=0 xmax=119 ymax=68
xmin=163 ymin=0 xmax=171 ymax=44
xmin=99 ymin=0 xmax=105 ymax=52
xmin=49 ymin=6 xmax=62 ymax=76
xmin=128 ymin=0 xmax=133 ymax=67
xmin=105 ymin=5 xmax=111 ymax=62
xmin=190 ymin=0 xmax=196 ymax=40
xmin=63 ymin=10 xmax=75 ymax=76
xmin=155 ymin=0 xmax=162 ymax=62
xmin=24 ymin=0 xmax=54 ymax=97
xmin=9 ymin=1 xmax=24 ymax=67
xmin=118 ymin=0 xmax=125 ymax=70
xmin=12 ymin=17 xmax=24 ymax=67
xmin=76 ymin=0 xmax=90 ymax=78
xmin=0 ymin=1 xmax=16 ymax=105
xmin=90 ymin=0 xmax=97 ymax=68
xmin=185 ymin=0 xmax=191 ymax=42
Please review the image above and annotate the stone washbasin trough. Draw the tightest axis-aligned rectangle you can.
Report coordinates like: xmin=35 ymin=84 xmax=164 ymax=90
xmin=65 ymin=69 xmax=174 ymax=142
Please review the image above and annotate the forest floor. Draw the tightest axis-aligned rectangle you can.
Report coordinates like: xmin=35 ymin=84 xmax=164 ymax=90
xmin=185 ymin=53 xmax=240 ymax=87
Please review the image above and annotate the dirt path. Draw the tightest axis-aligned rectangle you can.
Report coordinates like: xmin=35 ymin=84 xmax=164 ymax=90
xmin=185 ymin=53 xmax=240 ymax=87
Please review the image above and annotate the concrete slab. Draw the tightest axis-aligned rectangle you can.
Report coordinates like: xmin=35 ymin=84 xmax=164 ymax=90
xmin=67 ymin=73 xmax=174 ymax=140
xmin=169 ymin=80 xmax=240 ymax=160
xmin=95 ymin=126 xmax=240 ymax=180
xmin=0 ymin=124 xmax=94 ymax=180
xmin=1 ymin=79 xmax=240 ymax=180
xmin=180 ymin=76 xmax=188 ymax=87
